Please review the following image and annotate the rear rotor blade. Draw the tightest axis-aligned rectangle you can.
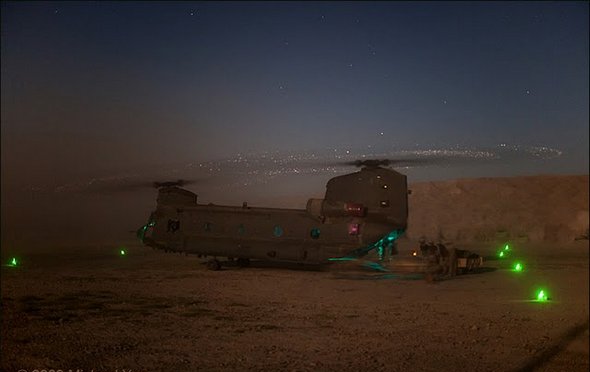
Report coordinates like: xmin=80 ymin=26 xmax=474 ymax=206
xmin=331 ymin=156 xmax=468 ymax=168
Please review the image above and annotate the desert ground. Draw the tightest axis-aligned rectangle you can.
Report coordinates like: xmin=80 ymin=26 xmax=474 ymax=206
xmin=1 ymin=239 xmax=588 ymax=372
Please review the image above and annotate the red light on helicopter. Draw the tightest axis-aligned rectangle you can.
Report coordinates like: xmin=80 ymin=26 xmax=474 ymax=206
xmin=345 ymin=203 xmax=365 ymax=217
xmin=348 ymin=223 xmax=360 ymax=235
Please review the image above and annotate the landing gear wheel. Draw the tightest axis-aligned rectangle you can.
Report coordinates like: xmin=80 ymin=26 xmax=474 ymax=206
xmin=448 ymin=249 xmax=457 ymax=277
xmin=206 ymin=259 xmax=221 ymax=271
xmin=236 ymin=258 xmax=250 ymax=267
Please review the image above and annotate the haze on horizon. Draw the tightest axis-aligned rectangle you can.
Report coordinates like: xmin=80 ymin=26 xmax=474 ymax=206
xmin=1 ymin=2 xmax=588 ymax=244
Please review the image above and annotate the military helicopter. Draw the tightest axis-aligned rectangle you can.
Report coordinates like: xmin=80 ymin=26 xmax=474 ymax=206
xmin=135 ymin=158 xmax=483 ymax=275
xmin=137 ymin=157 xmax=483 ymax=280
xmin=136 ymin=159 xmax=405 ymax=269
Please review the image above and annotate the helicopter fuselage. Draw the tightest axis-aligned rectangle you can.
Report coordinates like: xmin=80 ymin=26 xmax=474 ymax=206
xmin=139 ymin=166 xmax=409 ymax=265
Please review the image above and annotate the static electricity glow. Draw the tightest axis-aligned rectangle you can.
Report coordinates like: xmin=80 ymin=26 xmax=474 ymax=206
xmin=535 ymin=289 xmax=549 ymax=302
xmin=328 ymin=257 xmax=356 ymax=262
xmin=363 ymin=261 xmax=389 ymax=272
xmin=329 ymin=229 xmax=405 ymax=261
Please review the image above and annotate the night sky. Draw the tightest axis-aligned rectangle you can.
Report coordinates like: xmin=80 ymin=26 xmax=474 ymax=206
xmin=1 ymin=2 xmax=588 ymax=243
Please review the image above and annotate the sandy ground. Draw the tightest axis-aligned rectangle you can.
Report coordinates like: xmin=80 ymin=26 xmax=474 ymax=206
xmin=1 ymin=240 xmax=588 ymax=372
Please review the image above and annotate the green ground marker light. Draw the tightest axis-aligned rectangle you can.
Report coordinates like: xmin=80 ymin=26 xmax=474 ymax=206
xmin=498 ymin=243 xmax=511 ymax=258
xmin=535 ymin=289 xmax=549 ymax=302
xmin=8 ymin=257 xmax=18 ymax=267
xmin=120 ymin=249 xmax=126 ymax=256
xmin=513 ymin=262 xmax=523 ymax=272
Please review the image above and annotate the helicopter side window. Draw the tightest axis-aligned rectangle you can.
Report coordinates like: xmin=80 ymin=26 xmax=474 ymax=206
xmin=167 ymin=219 xmax=180 ymax=232
xmin=204 ymin=222 xmax=212 ymax=232
xmin=273 ymin=225 xmax=283 ymax=237
xmin=310 ymin=228 xmax=320 ymax=239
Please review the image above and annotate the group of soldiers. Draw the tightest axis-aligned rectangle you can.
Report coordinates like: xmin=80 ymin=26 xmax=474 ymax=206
xmin=419 ymin=238 xmax=459 ymax=280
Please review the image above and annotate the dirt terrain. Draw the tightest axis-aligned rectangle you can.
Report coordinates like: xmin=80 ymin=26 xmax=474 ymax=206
xmin=1 ymin=240 xmax=588 ymax=372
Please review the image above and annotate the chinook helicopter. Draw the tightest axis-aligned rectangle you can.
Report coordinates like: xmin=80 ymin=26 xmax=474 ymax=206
xmin=135 ymin=158 xmax=483 ymax=275
xmin=136 ymin=159 xmax=406 ymax=269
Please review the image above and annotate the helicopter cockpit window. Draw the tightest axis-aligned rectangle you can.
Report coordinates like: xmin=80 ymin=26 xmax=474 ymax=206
xmin=310 ymin=228 xmax=320 ymax=239
xmin=204 ymin=222 xmax=212 ymax=232
xmin=167 ymin=219 xmax=180 ymax=232
xmin=273 ymin=225 xmax=284 ymax=237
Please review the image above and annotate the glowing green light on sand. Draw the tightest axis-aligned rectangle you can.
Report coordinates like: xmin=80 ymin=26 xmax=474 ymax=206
xmin=513 ymin=262 xmax=523 ymax=272
xmin=363 ymin=261 xmax=389 ymax=272
xmin=535 ymin=289 xmax=548 ymax=302
xmin=504 ymin=244 xmax=510 ymax=251
xmin=498 ymin=251 xmax=505 ymax=258
xmin=8 ymin=257 xmax=18 ymax=267
xmin=120 ymin=249 xmax=126 ymax=256
xmin=328 ymin=257 xmax=356 ymax=262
